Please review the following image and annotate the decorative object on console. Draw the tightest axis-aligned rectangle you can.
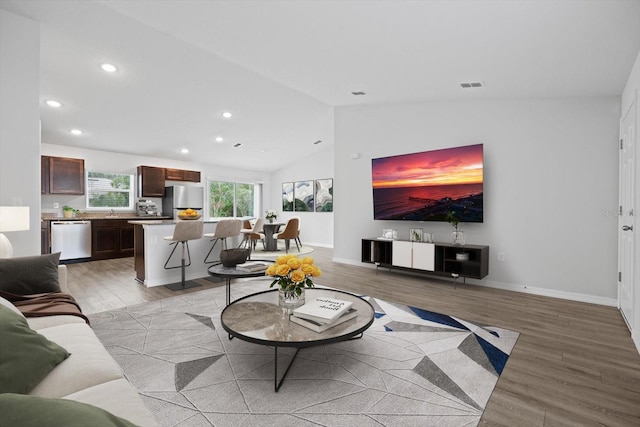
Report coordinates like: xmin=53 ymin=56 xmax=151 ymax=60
xmin=381 ymin=228 xmax=398 ymax=240
xmin=266 ymin=254 xmax=321 ymax=310
xmin=410 ymin=228 xmax=423 ymax=242
xmin=447 ymin=210 xmax=465 ymax=245
xmin=0 ymin=206 xmax=30 ymax=258
xmin=219 ymin=248 xmax=250 ymax=268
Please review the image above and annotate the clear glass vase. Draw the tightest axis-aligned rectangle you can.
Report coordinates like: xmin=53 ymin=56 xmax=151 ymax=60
xmin=452 ymin=231 xmax=465 ymax=245
xmin=279 ymin=288 xmax=305 ymax=311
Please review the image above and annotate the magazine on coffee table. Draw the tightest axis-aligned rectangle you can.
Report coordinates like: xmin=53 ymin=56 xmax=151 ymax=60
xmin=290 ymin=308 xmax=358 ymax=333
xmin=292 ymin=297 xmax=353 ymax=324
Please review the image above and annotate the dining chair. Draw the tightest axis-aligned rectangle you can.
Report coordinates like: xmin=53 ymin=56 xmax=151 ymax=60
xmin=203 ymin=219 xmax=242 ymax=264
xmin=291 ymin=215 xmax=302 ymax=248
xmin=163 ymin=221 xmax=203 ymax=291
xmin=273 ymin=217 xmax=300 ymax=253
xmin=239 ymin=217 xmax=265 ymax=250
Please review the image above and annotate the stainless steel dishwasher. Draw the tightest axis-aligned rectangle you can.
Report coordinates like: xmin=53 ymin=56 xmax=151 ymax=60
xmin=51 ymin=220 xmax=92 ymax=261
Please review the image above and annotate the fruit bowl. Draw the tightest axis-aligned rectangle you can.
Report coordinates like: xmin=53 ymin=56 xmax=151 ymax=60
xmin=178 ymin=209 xmax=201 ymax=220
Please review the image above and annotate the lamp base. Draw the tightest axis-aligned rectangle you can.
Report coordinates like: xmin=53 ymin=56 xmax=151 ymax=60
xmin=0 ymin=233 xmax=13 ymax=258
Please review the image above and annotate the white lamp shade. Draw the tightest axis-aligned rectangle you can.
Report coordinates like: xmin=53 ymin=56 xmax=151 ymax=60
xmin=0 ymin=206 xmax=30 ymax=232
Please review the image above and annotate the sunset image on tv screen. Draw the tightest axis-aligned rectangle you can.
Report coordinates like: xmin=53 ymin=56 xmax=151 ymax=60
xmin=372 ymin=144 xmax=483 ymax=222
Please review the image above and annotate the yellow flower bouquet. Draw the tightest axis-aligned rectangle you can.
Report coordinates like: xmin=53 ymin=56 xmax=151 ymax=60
xmin=265 ymin=254 xmax=321 ymax=301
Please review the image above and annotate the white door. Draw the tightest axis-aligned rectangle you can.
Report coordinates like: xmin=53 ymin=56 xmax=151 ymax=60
xmin=619 ymin=99 xmax=636 ymax=330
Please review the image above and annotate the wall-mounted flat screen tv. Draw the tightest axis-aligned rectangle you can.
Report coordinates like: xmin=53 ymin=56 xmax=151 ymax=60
xmin=372 ymin=143 xmax=483 ymax=222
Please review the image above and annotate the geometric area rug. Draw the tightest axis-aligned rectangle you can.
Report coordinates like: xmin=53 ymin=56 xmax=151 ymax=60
xmin=88 ymin=280 xmax=519 ymax=427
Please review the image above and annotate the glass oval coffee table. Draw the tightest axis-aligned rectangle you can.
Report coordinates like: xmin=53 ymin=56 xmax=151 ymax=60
xmin=221 ymin=287 xmax=375 ymax=391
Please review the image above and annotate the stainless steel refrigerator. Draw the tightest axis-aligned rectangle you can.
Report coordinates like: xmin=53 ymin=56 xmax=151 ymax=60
xmin=163 ymin=185 xmax=204 ymax=218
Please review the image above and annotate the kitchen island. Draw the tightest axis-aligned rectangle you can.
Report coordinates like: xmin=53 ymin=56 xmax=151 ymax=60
xmin=129 ymin=220 xmax=243 ymax=287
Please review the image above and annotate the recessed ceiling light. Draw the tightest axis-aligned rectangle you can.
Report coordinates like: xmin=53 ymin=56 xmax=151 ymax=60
xmin=70 ymin=129 xmax=83 ymax=135
xmin=45 ymin=100 xmax=62 ymax=108
xmin=100 ymin=63 xmax=118 ymax=73
xmin=233 ymin=143 xmax=242 ymax=148
xmin=180 ymin=148 xmax=189 ymax=154
xmin=215 ymin=136 xmax=224 ymax=143
xmin=222 ymin=112 xmax=233 ymax=119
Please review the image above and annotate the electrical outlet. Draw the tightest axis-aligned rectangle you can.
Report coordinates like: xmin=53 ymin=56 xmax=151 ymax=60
xmin=498 ymin=252 xmax=506 ymax=262
xmin=53 ymin=202 xmax=59 ymax=209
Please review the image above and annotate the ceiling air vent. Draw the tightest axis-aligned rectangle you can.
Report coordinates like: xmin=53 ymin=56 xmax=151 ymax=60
xmin=233 ymin=143 xmax=242 ymax=148
xmin=460 ymin=82 xmax=484 ymax=88
xmin=351 ymin=91 xmax=366 ymax=95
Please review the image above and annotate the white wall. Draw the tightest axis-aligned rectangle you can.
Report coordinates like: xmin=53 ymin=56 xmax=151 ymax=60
xmin=0 ymin=10 xmax=40 ymax=256
xmin=333 ymin=97 xmax=620 ymax=305
xmin=41 ymin=143 xmax=272 ymax=216
xmin=270 ymin=144 xmax=334 ymax=247
xmin=621 ymin=49 xmax=640 ymax=351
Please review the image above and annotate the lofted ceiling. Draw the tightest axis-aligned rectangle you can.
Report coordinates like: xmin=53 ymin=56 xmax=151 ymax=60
xmin=2 ymin=0 xmax=640 ymax=172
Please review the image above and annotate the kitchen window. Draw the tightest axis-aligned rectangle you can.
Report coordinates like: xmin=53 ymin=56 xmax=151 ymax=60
xmin=86 ymin=172 xmax=135 ymax=210
xmin=208 ymin=179 xmax=260 ymax=219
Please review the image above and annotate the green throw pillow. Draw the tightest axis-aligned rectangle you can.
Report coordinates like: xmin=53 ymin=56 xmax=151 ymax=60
xmin=0 ymin=252 xmax=61 ymax=295
xmin=0 ymin=305 xmax=70 ymax=393
xmin=0 ymin=394 xmax=139 ymax=427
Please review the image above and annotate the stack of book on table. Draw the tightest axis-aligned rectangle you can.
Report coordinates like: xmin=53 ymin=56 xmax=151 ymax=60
xmin=236 ymin=261 xmax=270 ymax=272
xmin=290 ymin=297 xmax=357 ymax=332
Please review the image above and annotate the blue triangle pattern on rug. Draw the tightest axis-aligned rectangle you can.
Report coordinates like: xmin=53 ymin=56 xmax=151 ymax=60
xmin=374 ymin=312 xmax=386 ymax=319
xmin=475 ymin=334 xmax=509 ymax=375
xmin=409 ymin=306 xmax=470 ymax=331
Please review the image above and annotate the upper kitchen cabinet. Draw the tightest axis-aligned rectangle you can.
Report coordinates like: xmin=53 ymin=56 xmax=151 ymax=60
xmin=41 ymin=156 xmax=85 ymax=195
xmin=137 ymin=165 xmax=165 ymax=197
xmin=165 ymin=168 xmax=201 ymax=182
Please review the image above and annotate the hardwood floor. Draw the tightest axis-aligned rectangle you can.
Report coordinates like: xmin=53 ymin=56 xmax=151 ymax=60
xmin=66 ymin=247 xmax=640 ymax=427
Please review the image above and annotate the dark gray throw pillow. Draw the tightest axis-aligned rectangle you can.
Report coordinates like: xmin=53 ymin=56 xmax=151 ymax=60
xmin=0 ymin=252 xmax=61 ymax=295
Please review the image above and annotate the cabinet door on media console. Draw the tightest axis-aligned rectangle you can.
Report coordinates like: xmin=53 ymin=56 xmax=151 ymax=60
xmin=392 ymin=241 xmax=435 ymax=271
xmin=412 ymin=242 xmax=435 ymax=271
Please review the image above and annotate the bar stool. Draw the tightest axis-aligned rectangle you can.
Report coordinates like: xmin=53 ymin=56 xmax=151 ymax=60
xmin=163 ymin=221 xmax=203 ymax=291
xmin=203 ymin=219 xmax=242 ymax=264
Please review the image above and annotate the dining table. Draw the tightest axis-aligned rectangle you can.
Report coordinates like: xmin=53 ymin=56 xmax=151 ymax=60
xmin=262 ymin=222 xmax=284 ymax=251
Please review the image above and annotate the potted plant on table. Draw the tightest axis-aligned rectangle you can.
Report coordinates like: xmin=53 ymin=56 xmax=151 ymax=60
xmin=266 ymin=254 xmax=321 ymax=310
xmin=62 ymin=206 xmax=79 ymax=218
xmin=265 ymin=209 xmax=277 ymax=223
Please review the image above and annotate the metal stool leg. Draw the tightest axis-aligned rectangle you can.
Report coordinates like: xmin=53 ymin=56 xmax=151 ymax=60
xmin=165 ymin=240 xmax=201 ymax=291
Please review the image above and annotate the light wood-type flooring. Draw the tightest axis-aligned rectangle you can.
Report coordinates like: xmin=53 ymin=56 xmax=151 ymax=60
xmin=65 ymin=246 xmax=640 ymax=427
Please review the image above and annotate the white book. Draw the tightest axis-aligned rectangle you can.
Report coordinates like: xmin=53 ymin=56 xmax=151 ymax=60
xmin=292 ymin=297 xmax=353 ymax=324
xmin=290 ymin=308 xmax=358 ymax=333
xmin=236 ymin=261 xmax=269 ymax=272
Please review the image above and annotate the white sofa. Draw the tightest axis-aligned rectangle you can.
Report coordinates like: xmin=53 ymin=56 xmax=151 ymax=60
xmin=2 ymin=265 xmax=158 ymax=426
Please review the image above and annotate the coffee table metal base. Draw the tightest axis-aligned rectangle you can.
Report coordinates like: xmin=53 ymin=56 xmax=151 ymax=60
xmin=271 ymin=332 xmax=364 ymax=392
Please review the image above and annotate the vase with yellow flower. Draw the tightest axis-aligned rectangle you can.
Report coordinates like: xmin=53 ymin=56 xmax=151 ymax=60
xmin=265 ymin=254 xmax=321 ymax=310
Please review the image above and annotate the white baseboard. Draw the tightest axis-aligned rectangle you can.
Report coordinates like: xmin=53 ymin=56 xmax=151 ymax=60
xmin=333 ymin=258 xmax=618 ymax=307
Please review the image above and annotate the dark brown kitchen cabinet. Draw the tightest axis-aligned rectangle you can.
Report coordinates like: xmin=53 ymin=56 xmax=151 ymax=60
xmin=41 ymin=156 xmax=85 ymax=195
xmin=182 ymin=169 xmax=201 ymax=182
xmin=91 ymin=219 xmax=135 ymax=260
xmin=137 ymin=166 xmax=165 ymax=197
xmin=165 ymin=168 xmax=201 ymax=182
